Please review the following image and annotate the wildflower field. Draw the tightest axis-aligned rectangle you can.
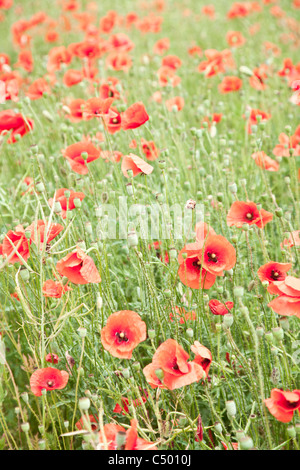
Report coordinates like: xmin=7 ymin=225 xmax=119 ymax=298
xmin=0 ymin=0 xmax=299 ymax=453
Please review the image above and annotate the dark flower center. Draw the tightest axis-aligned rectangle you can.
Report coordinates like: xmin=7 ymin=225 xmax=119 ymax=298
xmin=116 ymin=331 xmax=129 ymax=343
xmin=271 ymin=270 xmax=280 ymax=280
xmin=207 ymin=252 xmax=218 ymax=263
xmin=47 ymin=380 xmax=54 ymax=387
xmin=192 ymin=259 xmax=201 ymax=270
xmin=112 ymin=118 xmax=119 ymax=124
xmin=246 ymin=212 xmax=253 ymax=220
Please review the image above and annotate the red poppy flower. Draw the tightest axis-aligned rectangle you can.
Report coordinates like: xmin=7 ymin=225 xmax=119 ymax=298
xmin=246 ymin=108 xmax=271 ymax=134
xmin=108 ymin=33 xmax=134 ymax=53
xmin=48 ymin=188 xmax=85 ymax=219
xmin=169 ymin=306 xmax=196 ymax=324
xmin=15 ymin=50 xmax=33 ymax=72
xmin=42 ymin=280 xmax=71 ymax=298
xmin=76 ymin=415 xmax=99 ymax=431
xmin=208 ymin=299 xmax=234 ymax=315
xmin=149 ymin=241 xmax=169 ymax=264
xmin=0 ymin=110 xmax=34 ymax=143
xmin=2 ymin=225 xmax=30 ymax=264
xmin=226 ymin=31 xmax=246 ymax=48
xmin=249 ymin=65 xmax=268 ymax=90
xmin=218 ymin=76 xmax=243 ymax=93
xmin=165 ymin=96 xmax=184 ymax=111
xmin=195 ymin=221 xmax=216 ymax=243
xmin=26 ymin=78 xmax=51 ymax=100
xmin=153 ymin=37 xmax=170 ymax=55
xmin=201 ymin=235 xmax=236 ymax=277
xmin=141 ymin=138 xmax=160 ymax=161
xmin=63 ymin=69 xmax=83 ymax=87
xmin=66 ymin=98 xmax=85 ymax=123
xmin=272 ymin=125 xmax=300 ymax=157
xmin=251 ymin=151 xmax=279 ymax=171
xmin=143 ymin=339 xmax=205 ymax=390
xmin=103 ymin=107 xmax=122 ymax=134
xmin=101 ymin=310 xmax=146 ymax=359
xmin=257 ymin=262 xmax=292 ymax=283
xmin=83 ymin=97 xmax=114 ymax=119
xmin=62 ymin=141 xmax=100 ymax=175
xmin=227 ymin=201 xmax=273 ymax=228
xmin=106 ymin=52 xmax=132 ymax=72
xmin=47 ymin=46 xmax=72 ymax=73
xmin=178 ymin=243 xmax=217 ymax=289
xmin=161 ymin=55 xmax=182 ymax=70
xmin=191 ymin=341 xmax=212 ymax=377
xmin=98 ymin=419 xmax=157 ymax=450
xmin=267 ymin=276 xmax=300 ymax=318
xmin=56 ymin=247 xmax=101 ymax=284
xmin=30 ymin=367 xmax=69 ymax=396
xmin=26 ymin=220 xmax=63 ymax=248
xmin=281 ymin=230 xmax=300 ymax=249
xmin=45 ymin=353 xmax=59 ymax=364
xmin=121 ymin=153 xmax=153 ymax=178
xmin=157 ymin=66 xmax=181 ymax=88
xmin=121 ymin=102 xmax=149 ymax=130
xmin=265 ymin=389 xmax=300 ymax=422
xmin=113 ymin=393 xmax=148 ymax=415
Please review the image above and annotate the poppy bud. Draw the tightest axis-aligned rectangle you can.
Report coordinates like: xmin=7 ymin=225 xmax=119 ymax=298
xmin=64 ymin=421 xmax=69 ymax=429
xmin=42 ymin=110 xmax=54 ymax=122
xmin=132 ymin=361 xmax=140 ymax=370
xmin=73 ymin=198 xmax=82 ymax=208
xmin=15 ymin=407 xmax=20 ymax=415
xmin=38 ymin=425 xmax=44 ymax=434
xmin=78 ymin=397 xmax=90 ymax=411
xmin=287 ymin=426 xmax=296 ymax=439
xmin=233 ymin=286 xmax=244 ymax=298
xmin=270 ymin=347 xmax=278 ymax=356
xmin=116 ymin=431 xmax=127 ymax=449
xmin=279 ymin=317 xmax=289 ymax=331
xmin=158 ymin=160 xmax=166 ymax=169
xmin=186 ymin=328 xmax=194 ymax=338
xmin=223 ymin=314 xmax=233 ymax=329
xmin=236 ymin=430 xmax=245 ymax=442
xmin=21 ymin=422 xmax=30 ymax=433
xmin=272 ymin=327 xmax=284 ymax=341
xmin=128 ymin=231 xmax=138 ymax=248
xmin=216 ymin=286 xmax=223 ymax=294
xmin=256 ymin=326 xmax=264 ymax=338
xmin=127 ymin=169 xmax=133 ymax=179
xmin=53 ymin=201 xmax=62 ymax=213
xmin=215 ymin=323 xmax=222 ymax=333
xmin=225 ymin=400 xmax=236 ymax=417
xmin=148 ymin=329 xmax=155 ymax=340
xmin=155 ymin=368 xmax=164 ymax=382
xmin=122 ymin=368 xmax=131 ymax=379
xmin=265 ymin=331 xmax=274 ymax=344
xmin=36 ymin=182 xmax=45 ymax=192
xmin=214 ymin=422 xmax=222 ymax=434
xmin=78 ymin=327 xmax=87 ymax=338
xmin=38 ymin=439 xmax=46 ymax=450
xmin=239 ymin=436 xmax=253 ymax=450
xmin=25 ymin=230 xmax=31 ymax=239
xmin=239 ymin=65 xmax=253 ymax=77
xmin=275 ymin=208 xmax=283 ymax=218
